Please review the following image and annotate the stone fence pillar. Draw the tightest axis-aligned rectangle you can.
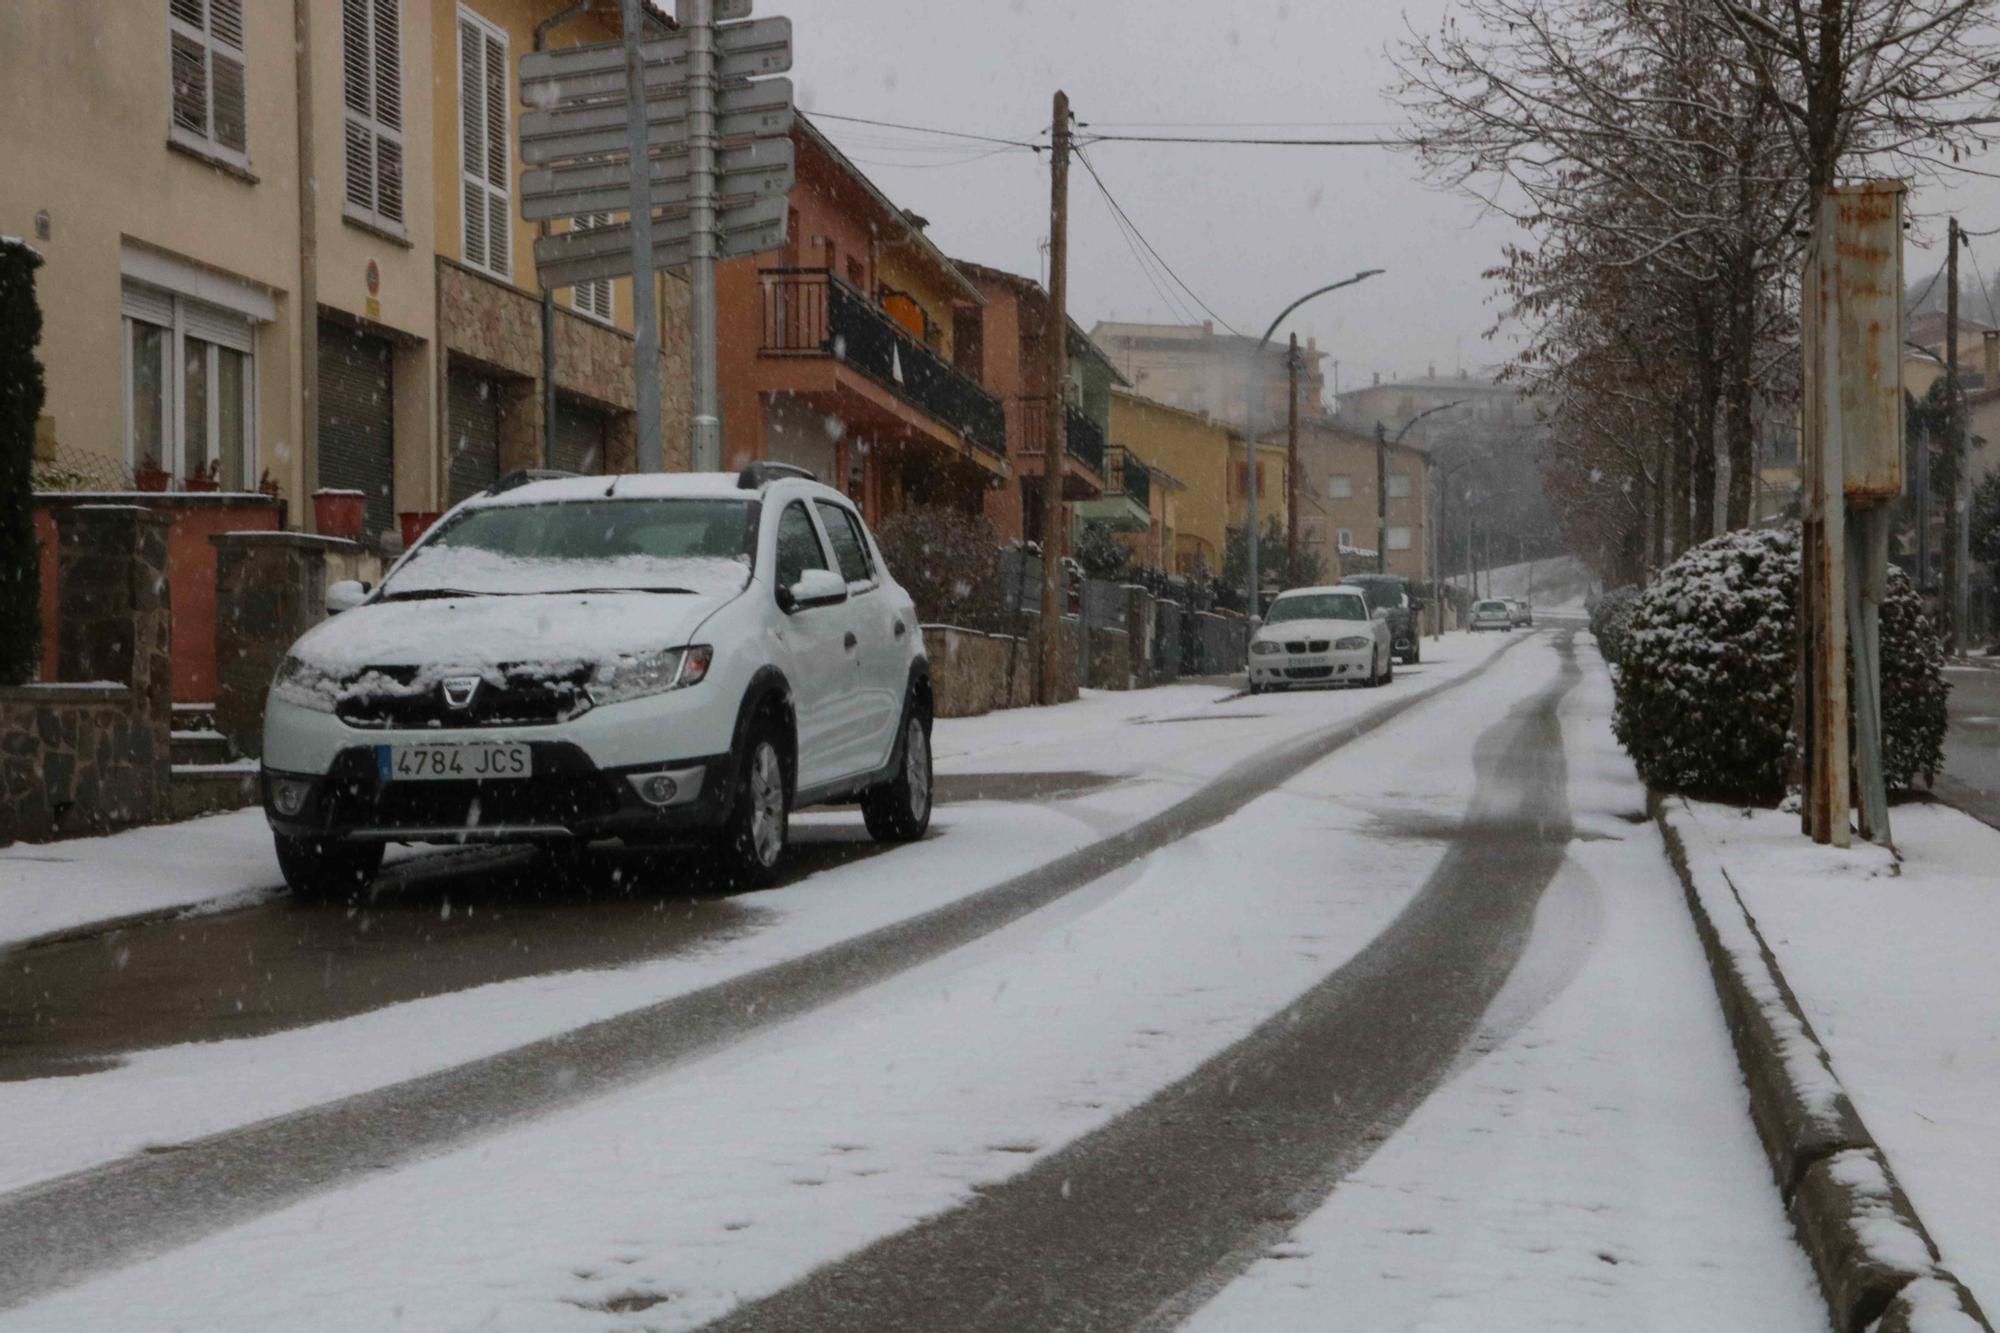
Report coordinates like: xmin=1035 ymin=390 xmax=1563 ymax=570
xmin=52 ymin=504 xmax=174 ymax=824
xmin=212 ymin=532 xmax=359 ymax=760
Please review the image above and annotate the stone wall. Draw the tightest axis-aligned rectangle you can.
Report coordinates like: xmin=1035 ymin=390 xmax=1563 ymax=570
xmin=0 ymin=506 xmax=174 ymax=845
xmin=921 ymin=618 xmax=1079 ymax=718
xmin=1124 ymin=585 xmax=1156 ymax=689
xmin=439 ymin=258 xmax=692 ymax=473
xmin=1193 ymin=611 xmax=1247 ymax=676
xmin=1086 ymin=626 xmax=1133 ymax=691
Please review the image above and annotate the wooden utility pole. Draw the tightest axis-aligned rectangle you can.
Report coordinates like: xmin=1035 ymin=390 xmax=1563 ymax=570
xmin=1285 ymin=332 xmax=1300 ymax=569
xmin=1036 ymin=91 xmax=1072 ymax=706
xmin=1946 ymin=217 xmax=1967 ymax=651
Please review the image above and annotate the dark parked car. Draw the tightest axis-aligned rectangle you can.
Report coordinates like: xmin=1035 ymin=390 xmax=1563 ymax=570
xmin=1338 ymin=573 xmax=1423 ymax=664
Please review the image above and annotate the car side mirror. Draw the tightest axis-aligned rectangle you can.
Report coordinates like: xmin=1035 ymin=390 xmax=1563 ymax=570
xmin=784 ymin=567 xmax=849 ymax=612
xmin=326 ymin=579 xmax=369 ymax=614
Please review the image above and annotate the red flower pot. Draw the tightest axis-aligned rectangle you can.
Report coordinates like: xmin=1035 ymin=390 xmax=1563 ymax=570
xmin=184 ymin=475 xmax=221 ymax=493
xmin=134 ymin=467 xmax=171 ymax=493
xmin=313 ymin=489 xmax=368 ymax=540
xmin=399 ymin=511 xmax=443 ymax=549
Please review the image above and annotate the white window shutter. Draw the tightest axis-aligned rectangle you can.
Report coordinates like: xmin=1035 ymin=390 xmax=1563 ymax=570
xmin=168 ymin=0 xmax=248 ymax=159
xmin=571 ymin=214 xmax=613 ymax=320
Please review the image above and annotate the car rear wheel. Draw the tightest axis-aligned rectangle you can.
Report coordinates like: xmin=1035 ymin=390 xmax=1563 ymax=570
xmin=714 ymin=723 xmax=789 ymax=888
xmin=862 ymin=708 xmax=933 ymax=843
xmin=274 ymin=833 xmax=384 ymax=902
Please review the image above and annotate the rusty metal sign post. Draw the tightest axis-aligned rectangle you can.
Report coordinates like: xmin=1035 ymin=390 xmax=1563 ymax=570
xmin=1799 ymin=181 xmax=1905 ymax=848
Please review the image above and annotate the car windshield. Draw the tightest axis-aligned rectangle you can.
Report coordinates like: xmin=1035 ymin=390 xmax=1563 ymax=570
xmin=1266 ymin=593 xmax=1367 ymax=623
xmin=1478 ymin=601 xmax=1508 ymax=612
xmin=382 ymin=498 xmax=755 ymax=599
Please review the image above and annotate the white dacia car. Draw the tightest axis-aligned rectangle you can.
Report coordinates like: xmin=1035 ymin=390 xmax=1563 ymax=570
xmin=260 ymin=465 xmax=934 ymax=896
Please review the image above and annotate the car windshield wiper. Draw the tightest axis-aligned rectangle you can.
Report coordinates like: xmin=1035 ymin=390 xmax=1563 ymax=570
xmin=377 ymin=587 xmax=499 ymax=602
xmin=557 ymin=586 xmax=700 ymax=595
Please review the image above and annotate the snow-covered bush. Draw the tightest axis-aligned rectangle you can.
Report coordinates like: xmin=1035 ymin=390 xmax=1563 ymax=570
xmin=1612 ymin=525 xmax=1948 ymax=803
xmin=874 ymin=505 xmax=1006 ymax=629
xmin=1587 ymin=584 xmax=1641 ymax=665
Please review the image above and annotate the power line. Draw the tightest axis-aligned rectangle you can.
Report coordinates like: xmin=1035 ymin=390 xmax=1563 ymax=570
xmin=802 ymin=109 xmax=1041 ymax=150
xmin=1072 ymin=145 xmax=1244 ymax=337
xmin=1967 ymin=240 xmax=1998 ymax=329
xmin=1081 ymin=132 xmax=1414 ymax=147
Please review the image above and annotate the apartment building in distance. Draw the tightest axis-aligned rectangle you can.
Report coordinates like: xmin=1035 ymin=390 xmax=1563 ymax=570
xmin=1091 ymin=319 xmax=1327 ymax=430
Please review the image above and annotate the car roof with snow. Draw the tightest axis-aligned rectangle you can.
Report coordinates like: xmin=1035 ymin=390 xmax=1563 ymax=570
xmin=1272 ymin=585 xmax=1367 ymax=602
xmin=458 ymin=467 xmax=853 ymax=511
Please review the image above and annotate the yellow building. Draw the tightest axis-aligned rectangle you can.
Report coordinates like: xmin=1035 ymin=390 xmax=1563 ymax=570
xmin=1282 ymin=419 xmax=1429 ymax=581
xmin=4 ymin=0 xmax=689 ymax=544
xmin=1106 ymin=388 xmax=1287 ymax=576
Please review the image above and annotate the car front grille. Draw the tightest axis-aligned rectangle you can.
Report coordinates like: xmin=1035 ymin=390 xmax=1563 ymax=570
xmin=1284 ymin=666 xmax=1334 ymax=680
xmin=334 ymin=664 xmax=595 ymax=729
xmin=1281 ymin=639 xmax=1331 ymax=654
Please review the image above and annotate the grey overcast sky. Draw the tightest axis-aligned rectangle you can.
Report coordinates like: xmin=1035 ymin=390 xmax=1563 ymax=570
xmin=782 ymin=0 xmax=2000 ymax=400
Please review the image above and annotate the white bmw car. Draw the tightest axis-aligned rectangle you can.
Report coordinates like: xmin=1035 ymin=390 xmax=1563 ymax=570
xmin=1247 ymin=585 xmax=1394 ymax=693
xmin=260 ymin=466 xmax=934 ymax=897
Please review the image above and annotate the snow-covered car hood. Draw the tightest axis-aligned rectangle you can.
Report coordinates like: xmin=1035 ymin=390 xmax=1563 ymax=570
xmin=1256 ymin=618 xmax=1375 ymax=642
xmin=287 ymin=589 xmax=741 ymax=676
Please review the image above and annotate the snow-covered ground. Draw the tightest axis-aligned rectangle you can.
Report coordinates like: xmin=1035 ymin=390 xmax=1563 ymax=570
xmin=1183 ymin=640 xmax=1823 ymax=1330
xmin=1669 ymin=798 xmax=2000 ymax=1311
xmin=0 ymin=637 xmax=1517 ymax=1204
xmin=2 ymin=635 xmax=1822 ymax=1331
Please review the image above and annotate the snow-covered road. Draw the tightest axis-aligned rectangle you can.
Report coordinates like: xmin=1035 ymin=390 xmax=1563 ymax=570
xmin=0 ymin=631 xmax=1824 ymax=1329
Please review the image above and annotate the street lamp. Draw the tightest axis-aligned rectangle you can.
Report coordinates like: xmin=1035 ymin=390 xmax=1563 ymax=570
xmin=1243 ymin=270 xmax=1384 ymax=620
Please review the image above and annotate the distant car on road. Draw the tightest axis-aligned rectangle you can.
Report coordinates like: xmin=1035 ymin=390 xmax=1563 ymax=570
xmin=1338 ymin=572 xmax=1423 ymax=664
xmin=1508 ymin=598 xmax=1534 ymax=627
xmin=1469 ymin=599 xmax=1514 ymax=632
xmin=260 ymin=466 xmax=934 ymax=898
xmin=1248 ymin=585 xmax=1394 ymax=693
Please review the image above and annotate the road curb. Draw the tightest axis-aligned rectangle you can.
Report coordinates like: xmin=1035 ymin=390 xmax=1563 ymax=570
xmin=1650 ymin=790 xmax=1992 ymax=1333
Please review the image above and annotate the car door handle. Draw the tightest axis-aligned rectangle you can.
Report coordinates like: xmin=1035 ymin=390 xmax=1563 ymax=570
xmin=844 ymin=631 xmax=859 ymax=650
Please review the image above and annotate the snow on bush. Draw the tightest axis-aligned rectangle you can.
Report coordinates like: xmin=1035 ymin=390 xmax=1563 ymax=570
xmin=874 ymin=505 xmax=1007 ymax=629
xmin=1612 ymin=524 xmax=1947 ymax=803
xmin=1587 ymin=584 xmax=1641 ymax=666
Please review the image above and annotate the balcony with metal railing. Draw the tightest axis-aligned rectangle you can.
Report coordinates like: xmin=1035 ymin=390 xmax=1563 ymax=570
xmin=757 ymin=268 xmax=1006 ymax=460
xmin=1011 ymin=396 xmax=1109 ymax=487
xmin=1077 ymin=445 xmax=1153 ymax=532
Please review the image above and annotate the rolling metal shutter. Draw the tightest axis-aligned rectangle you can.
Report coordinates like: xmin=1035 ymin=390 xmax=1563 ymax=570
xmin=551 ymin=398 xmax=608 ymax=475
xmin=317 ymin=321 xmax=395 ymax=540
xmin=447 ymin=366 xmax=501 ymax=504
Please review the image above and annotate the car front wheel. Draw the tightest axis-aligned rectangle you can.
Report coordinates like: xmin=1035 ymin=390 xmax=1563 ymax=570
xmin=274 ymin=833 xmax=383 ymax=902
xmin=715 ymin=724 xmax=789 ymax=887
xmin=863 ymin=708 xmax=934 ymax=843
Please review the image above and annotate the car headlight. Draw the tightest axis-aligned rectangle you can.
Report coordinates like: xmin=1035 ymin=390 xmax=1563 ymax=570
xmin=1335 ymin=636 xmax=1370 ymax=651
xmin=1251 ymin=640 xmax=1282 ymax=656
xmin=588 ymin=645 xmax=713 ymax=706
xmin=270 ymin=654 xmax=337 ymax=714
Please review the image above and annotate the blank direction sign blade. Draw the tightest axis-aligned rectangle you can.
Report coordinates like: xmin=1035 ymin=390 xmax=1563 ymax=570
xmin=533 ymin=193 xmax=788 ymax=270
xmin=520 ymin=81 xmax=793 ymax=164
xmin=520 ymin=19 xmax=792 ymax=107
xmin=534 ymin=203 xmax=787 ymax=288
xmin=521 ymin=138 xmax=793 ymax=221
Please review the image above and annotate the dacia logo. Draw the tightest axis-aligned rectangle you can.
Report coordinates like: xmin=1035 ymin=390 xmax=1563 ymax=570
xmin=441 ymin=675 xmax=481 ymax=709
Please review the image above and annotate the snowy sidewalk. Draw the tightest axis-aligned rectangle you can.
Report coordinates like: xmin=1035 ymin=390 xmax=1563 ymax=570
xmin=1664 ymin=797 xmax=2000 ymax=1321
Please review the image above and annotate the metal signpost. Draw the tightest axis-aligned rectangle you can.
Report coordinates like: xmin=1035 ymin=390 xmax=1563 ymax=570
xmin=1799 ymin=181 xmax=1905 ymax=848
xmin=520 ymin=0 xmax=794 ymax=471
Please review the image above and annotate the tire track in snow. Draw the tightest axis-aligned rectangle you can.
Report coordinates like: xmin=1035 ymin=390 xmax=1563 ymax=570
xmin=0 ymin=637 xmax=1531 ymax=1311
xmin=700 ymin=634 xmax=1582 ymax=1333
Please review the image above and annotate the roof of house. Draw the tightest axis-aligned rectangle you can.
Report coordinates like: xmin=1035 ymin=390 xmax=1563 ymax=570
xmin=952 ymin=260 xmax=1128 ymax=382
xmin=797 ymin=117 xmax=984 ymax=307
xmin=1109 ymin=385 xmax=1243 ymax=439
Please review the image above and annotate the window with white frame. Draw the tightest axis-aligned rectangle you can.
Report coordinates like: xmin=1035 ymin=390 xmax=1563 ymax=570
xmin=1326 ymin=473 xmax=1353 ymax=499
xmin=123 ymin=281 xmax=256 ymax=487
xmin=168 ymin=0 xmax=249 ymax=167
xmin=1388 ymin=526 xmax=1414 ymax=551
xmin=457 ymin=8 xmax=511 ymax=279
xmin=1336 ymin=527 xmax=1354 ymax=548
xmin=341 ymin=0 xmax=405 ymax=234
xmin=570 ymin=213 xmax=614 ymax=322
xmin=1388 ymin=473 xmax=1412 ymax=498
